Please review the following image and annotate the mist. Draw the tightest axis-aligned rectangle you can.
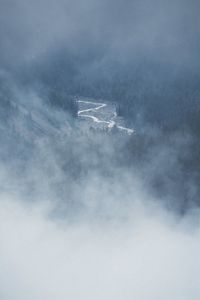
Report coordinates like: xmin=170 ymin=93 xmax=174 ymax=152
xmin=0 ymin=92 xmax=199 ymax=299
xmin=1 ymin=0 xmax=200 ymax=70
xmin=0 ymin=196 xmax=200 ymax=300
xmin=0 ymin=0 xmax=200 ymax=299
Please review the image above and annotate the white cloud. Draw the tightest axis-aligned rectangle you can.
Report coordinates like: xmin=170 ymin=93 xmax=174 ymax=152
xmin=0 ymin=195 xmax=199 ymax=300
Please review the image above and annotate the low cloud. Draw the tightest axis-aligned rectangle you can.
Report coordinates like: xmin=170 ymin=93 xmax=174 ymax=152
xmin=0 ymin=194 xmax=199 ymax=300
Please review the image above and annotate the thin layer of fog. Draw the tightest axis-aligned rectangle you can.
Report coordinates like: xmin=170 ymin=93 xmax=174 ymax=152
xmin=1 ymin=0 xmax=200 ymax=71
xmin=0 ymin=93 xmax=199 ymax=299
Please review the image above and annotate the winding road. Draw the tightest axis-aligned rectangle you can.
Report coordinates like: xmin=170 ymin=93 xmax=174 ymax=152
xmin=77 ymin=100 xmax=134 ymax=135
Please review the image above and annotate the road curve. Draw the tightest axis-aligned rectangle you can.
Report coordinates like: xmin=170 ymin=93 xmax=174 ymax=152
xmin=77 ymin=100 xmax=134 ymax=135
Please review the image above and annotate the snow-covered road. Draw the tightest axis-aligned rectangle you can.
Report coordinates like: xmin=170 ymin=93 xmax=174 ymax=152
xmin=77 ymin=100 xmax=134 ymax=135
